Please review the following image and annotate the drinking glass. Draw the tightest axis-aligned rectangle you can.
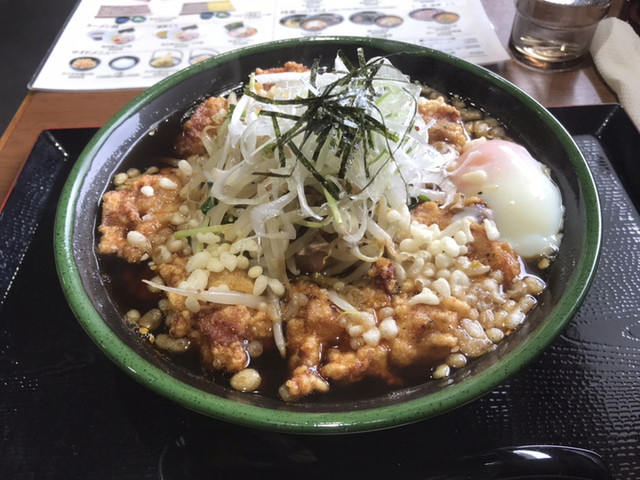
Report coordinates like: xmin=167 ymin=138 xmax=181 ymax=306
xmin=509 ymin=0 xmax=612 ymax=70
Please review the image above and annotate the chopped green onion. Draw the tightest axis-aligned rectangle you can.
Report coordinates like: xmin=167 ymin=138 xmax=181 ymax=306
xmin=324 ymin=187 xmax=342 ymax=225
xmin=200 ymin=196 xmax=216 ymax=214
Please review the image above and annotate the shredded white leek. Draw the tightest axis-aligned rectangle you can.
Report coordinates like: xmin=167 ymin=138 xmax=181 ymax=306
xmin=143 ymin=280 xmax=268 ymax=310
xmin=178 ymin=51 xmax=455 ymax=290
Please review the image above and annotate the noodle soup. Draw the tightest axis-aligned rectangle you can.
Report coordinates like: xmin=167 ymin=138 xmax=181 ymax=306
xmin=97 ymin=51 xmax=563 ymax=402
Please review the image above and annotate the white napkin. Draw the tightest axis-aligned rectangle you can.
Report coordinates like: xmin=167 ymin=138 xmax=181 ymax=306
xmin=590 ymin=17 xmax=640 ymax=130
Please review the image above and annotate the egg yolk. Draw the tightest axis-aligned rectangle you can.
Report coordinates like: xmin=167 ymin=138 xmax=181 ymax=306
xmin=448 ymin=139 xmax=563 ymax=258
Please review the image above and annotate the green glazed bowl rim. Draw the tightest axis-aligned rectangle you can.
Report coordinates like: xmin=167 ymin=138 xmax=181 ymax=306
xmin=55 ymin=36 xmax=601 ymax=434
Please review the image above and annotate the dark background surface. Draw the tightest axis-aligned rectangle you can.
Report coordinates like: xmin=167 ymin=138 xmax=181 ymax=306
xmin=0 ymin=0 xmax=78 ymax=135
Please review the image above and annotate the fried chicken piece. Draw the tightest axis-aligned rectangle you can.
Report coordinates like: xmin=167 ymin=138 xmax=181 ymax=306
xmin=147 ymin=230 xmax=276 ymax=373
xmin=419 ymin=97 xmax=469 ymax=152
xmin=320 ymin=345 xmax=402 ymax=386
xmin=282 ymin=281 xmax=343 ymax=399
xmin=368 ymin=257 xmax=397 ymax=294
xmin=255 ymin=61 xmax=309 ymax=75
xmin=411 ymin=197 xmax=521 ymax=287
xmin=284 ymin=282 xmax=343 ymax=365
xmin=199 ymin=306 xmax=250 ymax=372
xmin=155 ymin=256 xmax=274 ymax=369
xmin=254 ymin=61 xmax=310 ymax=96
xmin=283 ymin=280 xmax=401 ymax=400
xmin=174 ymin=62 xmax=309 ymax=159
xmin=169 ymin=310 xmax=193 ymax=339
xmin=98 ymin=168 xmax=183 ymax=263
xmin=410 ymin=198 xmax=455 ymax=231
xmin=156 ymin=255 xmax=258 ymax=313
xmin=197 ymin=305 xmax=273 ymax=373
xmin=156 ymin=257 xmax=190 ymax=312
xmin=467 ymin=224 xmax=521 ymax=287
xmin=174 ymin=96 xmax=230 ymax=158
xmin=285 ymin=365 xmax=329 ymax=398
xmin=388 ymin=295 xmax=460 ymax=368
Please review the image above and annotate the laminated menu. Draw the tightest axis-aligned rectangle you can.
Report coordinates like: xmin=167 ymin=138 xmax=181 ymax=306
xmin=30 ymin=0 xmax=510 ymax=91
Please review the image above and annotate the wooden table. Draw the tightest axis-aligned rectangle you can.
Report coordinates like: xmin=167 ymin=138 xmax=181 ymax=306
xmin=0 ymin=1 xmax=620 ymax=208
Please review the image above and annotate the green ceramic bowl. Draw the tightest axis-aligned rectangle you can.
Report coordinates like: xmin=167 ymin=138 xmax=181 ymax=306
xmin=55 ymin=37 xmax=601 ymax=434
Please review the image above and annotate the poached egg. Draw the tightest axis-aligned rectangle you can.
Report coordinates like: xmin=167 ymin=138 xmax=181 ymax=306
xmin=448 ymin=139 xmax=564 ymax=258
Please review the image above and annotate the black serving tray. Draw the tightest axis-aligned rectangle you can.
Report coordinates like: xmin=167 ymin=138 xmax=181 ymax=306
xmin=1 ymin=105 xmax=639 ymax=479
